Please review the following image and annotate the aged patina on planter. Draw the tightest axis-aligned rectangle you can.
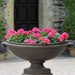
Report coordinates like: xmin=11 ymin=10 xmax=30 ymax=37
xmin=1 ymin=41 xmax=73 ymax=75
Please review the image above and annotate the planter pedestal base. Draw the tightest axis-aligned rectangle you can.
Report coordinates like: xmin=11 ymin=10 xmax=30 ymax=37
xmin=22 ymin=61 xmax=52 ymax=75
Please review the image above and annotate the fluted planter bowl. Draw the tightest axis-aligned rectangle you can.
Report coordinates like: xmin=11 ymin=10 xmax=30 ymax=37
xmin=1 ymin=41 xmax=73 ymax=75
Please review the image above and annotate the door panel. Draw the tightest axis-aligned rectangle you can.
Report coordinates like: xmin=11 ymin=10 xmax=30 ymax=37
xmin=28 ymin=6 xmax=38 ymax=21
xmin=14 ymin=0 xmax=39 ymax=31
xmin=20 ymin=0 xmax=27 ymax=3
xmin=18 ymin=6 xmax=27 ymax=21
xmin=28 ymin=0 xmax=38 ymax=4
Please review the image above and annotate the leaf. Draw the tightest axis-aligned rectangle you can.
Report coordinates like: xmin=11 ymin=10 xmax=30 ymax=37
xmin=42 ymin=36 xmax=48 ymax=38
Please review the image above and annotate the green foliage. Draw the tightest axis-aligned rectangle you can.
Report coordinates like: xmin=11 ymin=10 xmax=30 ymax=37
xmin=63 ymin=0 xmax=75 ymax=40
xmin=0 ymin=0 xmax=3 ymax=40
xmin=9 ymin=34 xmax=26 ymax=43
xmin=53 ymin=33 xmax=61 ymax=43
xmin=0 ymin=0 xmax=3 ymax=7
xmin=8 ymin=32 xmax=61 ymax=44
xmin=0 ymin=21 xmax=3 ymax=39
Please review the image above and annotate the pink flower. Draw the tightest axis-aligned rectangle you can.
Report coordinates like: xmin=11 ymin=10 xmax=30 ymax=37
xmin=39 ymin=38 xmax=50 ymax=44
xmin=51 ymin=30 xmax=58 ymax=34
xmin=17 ymin=29 xmax=24 ymax=34
xmin=32 ymin=27 xmax=41 ymax=33
xmin=24 ymin=40 xmax=28 ymax=43
xmin=24 ymin=31 xmax=29 ymax=35
xmin=42 ymin=38 xmax=50 ymax=44
xmin=47 ymin=28 xmax=53 ymax=32
xmin=24 ymin=39 xmax=36 ymax=44
xmin=58 ymin=35 xmax=64 ymax=42
xmin=42 ymin=28 xmax=48 ymax=32
xmin=32 ymin=33 xmax=41 ymax=38
xmin=62 ymin=32 xmax=69 ymax=40
xmin=24 ymin=30 xmax=33 ymax=35
xmin=28 ymin=30 xmax=33 ymax=34
xmin=8 ymin=29 xmax=16 ymax=35
xmin=39 ymin=37 xmax=44 ymax=41
xmin=14 ymin=32 xmax=19 ymax=36
xmin=48 ymin=32 xmax=54 ymax=38
xmin=42 ymin=28 xmax=53 ymax=32
xmin=5 ymin=34 xmax=11 ymax=39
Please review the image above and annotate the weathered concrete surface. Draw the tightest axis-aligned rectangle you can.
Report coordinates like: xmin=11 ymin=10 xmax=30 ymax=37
xmin=0 ymin=55 xmax=75 ymax=75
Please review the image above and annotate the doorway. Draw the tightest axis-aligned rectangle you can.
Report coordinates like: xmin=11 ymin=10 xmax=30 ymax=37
xmin=14 ymin=0 xmax=39 ymax=31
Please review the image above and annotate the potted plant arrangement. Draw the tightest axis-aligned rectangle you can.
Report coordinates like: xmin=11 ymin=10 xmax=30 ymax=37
xmin=0 ymin=46 xmax=7 ymax=60
xmin=1 ymin=27 xmax=73 ymax=75
xmin=70 ymin=41 xmax=75 ymax=56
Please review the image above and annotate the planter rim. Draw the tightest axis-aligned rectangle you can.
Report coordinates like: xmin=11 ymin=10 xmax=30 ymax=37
xmin=6 ymin=40 xmax=68 ymax=46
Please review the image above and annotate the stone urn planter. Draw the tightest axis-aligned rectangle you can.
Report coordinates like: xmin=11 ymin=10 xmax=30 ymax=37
xmin=70 ymin=48 xmax=75 ymax=56
xmin=0 ymin=53 xmax=6 ymax=60
xmin=1 ymin=41 xmax=73 ymax=75
xmin=69 ymin=41 xmax=75 ymax=56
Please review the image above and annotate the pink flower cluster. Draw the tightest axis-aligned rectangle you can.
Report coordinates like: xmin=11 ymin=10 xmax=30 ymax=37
xmin=42 ymin=28 xmax=53 ymax=32
xmin=48 ymin=32 xmax=54 ymax=38
xmin=5 ymin=34 xmax=11 ymax=39
xmin=8 ymin=29 xmax=16 ymax=34
xmin=5 ymin=27 xmax=69 ymax=44
xmin=48 ymin=30 xmax=58 ymax=38
xmin=5 ymin=27 xmax=42 ymax=39
xmin=25 ymin=39 xmax=36 ymax=44
xmin=58 ymin=32 xmax=69 ymax=42
xmin=32 ymin=33 xmax=41 ymax=38
xmin=5 ymin=29 xmax=16 ymax=39
xmin=14 ymin=32 xmax=19 ymax=36
xmin=32 ymin=27 xmax=41 ymax=33
xmin=51 ymin=30 xmax=58 ymax=34
xmin=5 ymin=29 xmax=31 ymax=39
xmin=24 ymin=31 xmax=31 ymax=35
xmin=39 ymin=38 xmax=50 ymax=44
xmin=17 ymin=29 xmax=24 ymax=34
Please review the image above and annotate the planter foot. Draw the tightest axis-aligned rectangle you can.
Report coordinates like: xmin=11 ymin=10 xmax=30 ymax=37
xmin=22 ymin=61 xmax=53 ymax=75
